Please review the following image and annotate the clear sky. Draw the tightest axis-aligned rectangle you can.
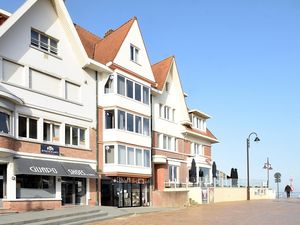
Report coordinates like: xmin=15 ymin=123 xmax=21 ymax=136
xmin=1 ymin=0 xmax=300 ymax=192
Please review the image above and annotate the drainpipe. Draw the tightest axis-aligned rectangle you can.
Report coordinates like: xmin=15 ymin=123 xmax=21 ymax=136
xmin=95 ymin=70 xmax=100 ymax=206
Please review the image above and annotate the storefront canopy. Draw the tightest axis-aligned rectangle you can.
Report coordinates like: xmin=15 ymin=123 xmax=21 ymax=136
xmin=14 ymin=158 xmax=98 ymax=178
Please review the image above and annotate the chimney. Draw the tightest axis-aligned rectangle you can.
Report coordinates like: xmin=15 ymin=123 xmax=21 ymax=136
xmin=104 ymin=29 xmax=114 ymax=38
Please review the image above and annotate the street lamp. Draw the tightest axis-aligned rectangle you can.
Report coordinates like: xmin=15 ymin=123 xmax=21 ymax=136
xmin=263 ymin=157 xmax=272 ymax=188
xmin=247 ymin=132 xmax=260 ymax=200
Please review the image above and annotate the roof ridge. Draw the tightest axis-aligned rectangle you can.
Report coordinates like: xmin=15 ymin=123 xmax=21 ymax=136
xmin=74 ymin=23 xmax=102 ymax=41
xmin=152 ymin=55 xmax=174 ymax=66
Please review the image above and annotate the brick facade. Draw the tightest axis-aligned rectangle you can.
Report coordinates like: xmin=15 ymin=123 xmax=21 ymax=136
xmin=3 ymin=199 xmax=61 ymax=212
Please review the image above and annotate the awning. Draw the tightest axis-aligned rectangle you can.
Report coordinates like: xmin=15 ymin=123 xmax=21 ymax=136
xmin=14 ymin=158 xmax=98 ymax=178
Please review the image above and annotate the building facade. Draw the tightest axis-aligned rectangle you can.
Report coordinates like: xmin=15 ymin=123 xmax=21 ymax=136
xmin=0 ymin=0 xmax=110 ymax=211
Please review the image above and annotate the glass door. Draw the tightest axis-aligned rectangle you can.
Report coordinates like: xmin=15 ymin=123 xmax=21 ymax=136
xmin=61 ymin=178 xmax=74 ymax=205
xmin=123 ymin=183 xmax=131 ymax=207
xmin=75 ymin=178 xmax=86 ymax=205
xmin=132 ymin=183 xmax=141 ymax=207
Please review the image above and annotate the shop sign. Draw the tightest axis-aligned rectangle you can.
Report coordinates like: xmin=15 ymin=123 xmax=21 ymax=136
xmin=41 ymin=144 xmax=59 ymax=156
xmin=30 ymin=166 xmax=58 ymax=174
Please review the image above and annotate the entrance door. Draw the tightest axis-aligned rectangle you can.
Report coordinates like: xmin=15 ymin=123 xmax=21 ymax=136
xmin=61 ymin=177 xmax=86 ymax=205
xmin=61 ymin=180 xmax=74 ymax=205
xmin=0 ymin=165 xmax=6 ymax=199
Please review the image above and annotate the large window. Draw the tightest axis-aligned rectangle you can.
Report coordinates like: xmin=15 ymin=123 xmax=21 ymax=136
xmin=135 ymin=148 xmax=143 ymax=166
xmin=127 ymin=113 xmax=134 ymax=132
xmin=31 ymin=29 xmax=58 ymax=55
xmin=193 ymin=116 xmax=206 ymax=131
xmin=135 ymin=116 xmax=142 ymax=134
xmin=105 ymin=110 xmax=115 ymax=129
xmin=18 ymin=116 xmax=37 ymax=139
xmin=43 ymin=121 xmax=60 ymax=143
xmin=193 ymin=143 xmax=203 ymax=155
xmin=169 ymin=165 xmax=178 ymax=182
xmin=143 ymin=118 xmax=150 ymax=136
xmin=127 ymin=147 xmax=135 ymax=165
xmin=65 ymin=125 xmax=86 ymax=147
xmin=0 ymin=111 xmax=10 ymax=134
xmin=105 ymin=145 xmax=114 ymax=164
xmin=130 ymin=45 xmax=139 ymax=63
xmin=116 ymin=75 xmax=149 ymax=105
xmin=16 ymin=175 xmax=55 ymax=198
xmin=159 ymin=104 xmax=175 ymax=122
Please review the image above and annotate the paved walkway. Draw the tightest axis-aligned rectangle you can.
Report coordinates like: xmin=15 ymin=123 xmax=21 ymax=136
xmin=88 ymin=199 xmax=300 ymax=225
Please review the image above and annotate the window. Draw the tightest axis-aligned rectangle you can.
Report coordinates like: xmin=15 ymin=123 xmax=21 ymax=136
xmin=165 ymin=82 xmax=170 ymax=92
xmin=0 ymin=111 xmax=10 ymax=134
xmin=29 ymin=69 xmax=61 ymax=97
xmin=18 ymin=116 xmax=37 ymax=139
xmin=169 ymin=165 xmax=178 ymax=182
xmin=164 ymin=106 xmax=170 ymax=120
xmin=43 ymin=122 xmax=60 ymax=143
xmin=142 ymin=86 xmax=149 ymax=104
xmin=127 ymin=147 xmax=135 ymax=165
xmin=144 ymin=150 xmax=150 ymax=167
xmin=172 ymin=109 xmax=176 ymax=121
xmin=135 ymin=116 xmax=142 ymax=134
xmin=118 ymin=145 xmax=126 ymax=164
xmin=161 ymin=134 xmax=175 ymax=151
xmin=193 ymin=116 xmax=206 ymax=130
xmin=104 ymin=75 xmax=114 ymax=93
xmin=126 ymin=80 xmax=133 ymax=98
xmin=130 ymin=45 xmax=139 ymax=63
xmin=127 ymin=113 xmax=134 ymax=132
xmin=136 ymin=148 xmax=143 ymax=166
xmin=65 ymin=125 xmax=86 ymax=147
xmin=193 ymin=143 xmax=203 ymax=155
xmin=135 ymin=83 xmax=141 ymax=101
xmin=105 ymin=110 xmax=115 ymax=129
xmin=118 ymin=110 xmax=126 ymax=130
xmin=105 ymin=145 xmax=114 ymax=164
xmin=31 ymin=29 xmax=58 ymax=55
xmin=143 ymin=118 xmax=150 ymax=136
xmin=117 ymin=75 xmax=125 ymax=95
xmin=65 ymin=81 xmax=80 ymax=102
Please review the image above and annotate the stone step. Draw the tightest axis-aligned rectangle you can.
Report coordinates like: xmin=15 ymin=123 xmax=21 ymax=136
xmin=25 ymin=211 xmax=108 ymax=225
xmin=0 ymin=208 xmax=104 ymax=225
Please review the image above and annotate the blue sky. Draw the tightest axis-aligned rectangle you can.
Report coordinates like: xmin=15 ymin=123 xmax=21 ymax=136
xmin=1 ymin=0 xmax=300 ymax=192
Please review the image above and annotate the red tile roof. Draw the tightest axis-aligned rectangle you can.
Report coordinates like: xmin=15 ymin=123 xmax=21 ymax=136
xmin=93 ymin=17 xmax=136 ymax=65
xmin=74 ymin=23 xmax=102 ymax=58
xmin=186 ymin=127 xmax=218 ymax=143
xmin=151 ymin=56 xmax=174 ymax=91
xmin=0 ymin=13 xmax=9 ymax=26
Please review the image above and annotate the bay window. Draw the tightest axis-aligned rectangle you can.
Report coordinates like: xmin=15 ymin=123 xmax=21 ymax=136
xmin=0 ymin=111 xmax=10 ymax=134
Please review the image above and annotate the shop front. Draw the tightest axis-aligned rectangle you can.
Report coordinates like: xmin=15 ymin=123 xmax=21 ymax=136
xmin=101 ymin=177 xmax=150 ymax=207
xmin=0 ymin=164 xmax=7 ymax=207
xmin=9 ymin=157 xmax=98 ymax=210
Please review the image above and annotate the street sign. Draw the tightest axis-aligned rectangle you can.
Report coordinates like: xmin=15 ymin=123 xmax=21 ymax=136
xmin=274 ymin=172 xmax=281 ymax=179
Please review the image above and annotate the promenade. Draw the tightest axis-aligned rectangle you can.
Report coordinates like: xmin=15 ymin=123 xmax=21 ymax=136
xmin=88 ymin=199 xmax=300 ymax=225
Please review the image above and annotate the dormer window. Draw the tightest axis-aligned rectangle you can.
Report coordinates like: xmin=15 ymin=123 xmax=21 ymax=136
xmin=130 ymin=44 xmax=139 ymax=63
xmin=192 ymin=115 xmax=206 ymax=131
xmin=31 ymin=29 xmax=58 ymax=55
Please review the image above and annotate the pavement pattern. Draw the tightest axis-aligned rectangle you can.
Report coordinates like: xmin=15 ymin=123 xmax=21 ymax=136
xmin=87 ymin=199 xmax=300 ymax=225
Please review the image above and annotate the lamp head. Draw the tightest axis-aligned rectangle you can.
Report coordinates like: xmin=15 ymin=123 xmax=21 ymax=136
xmin=254 ymin=137 xmax=260 ymax=142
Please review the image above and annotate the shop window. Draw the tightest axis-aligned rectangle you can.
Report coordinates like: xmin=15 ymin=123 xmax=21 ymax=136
xmin=127 ymin=113 xmax=134 ymax=132
xmin=105 ymin=110 xmax=115 ymax=129
xmin=117 ymin=75 xmax=125 ymax=96
xmin=134 ymin=83 xmax=141 ymax=101
xmin=18 ymin=116 xmax=37 ymax=139
xmin=127 ymin=147 xmax=135 ymax=165
xmin=135 ymin=116 xmax=142 ymax=134
xmin=0 ymin=111 xmax=10 ymax=134
xmin=136 ymin=148 xmax=143 ymax=166
xmin=16 ymin=175 xmax=55 ymax=198
xmin=118 ymin=110 xmax=126 ymax=130
xmin=104 ymin=75 xmax=114 ymax=94
xmin=43 ymin=121 xmax=60 ymax=143
xmin=105 ymin=145 xmax=114 ymax=164
xmin=65 ymin=125 xmax=86 ymax=147
xmin=118 ymin=145 xmax=126 ymax=164
xmin=144 ymin=150 xmax=150 ymax=167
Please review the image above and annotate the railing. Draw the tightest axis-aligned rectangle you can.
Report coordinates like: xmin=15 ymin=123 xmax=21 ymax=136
xmin=164 ymin=177 xmax=268 ymax=189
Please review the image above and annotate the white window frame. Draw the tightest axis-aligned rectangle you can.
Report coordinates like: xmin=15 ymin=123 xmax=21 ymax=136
xmin=18 ymin=115 xmax=38 ymax=140
xmin=169 ymin=165 xmax=179 ymax=182
xmin=65 ymin=124 xmax=86 ymax=147
xmin=160 ymin=134 xmax=176 ymax=151
xmin=130 ymin=44 xmax=139 ymax=63
xmin=0 ymin=108 xmax=12 ymax=135
xmin=193 ymin=143 xmax=203 ymax=155
xmin=43 ymin=121 xmax=60 ymax=143
xmin=31 ymin=28 xmax=58 ymax=55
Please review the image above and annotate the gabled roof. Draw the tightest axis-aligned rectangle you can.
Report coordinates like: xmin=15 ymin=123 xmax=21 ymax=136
xmin=151 ymin=56 xmax=174 ymax=91
xmin=93 ymin=17 xmax=136 ymax=65
xmin=0 ymin=9 xmax=10 ymax=26
xmin=74 ymin=23 xmax=101 ymax=58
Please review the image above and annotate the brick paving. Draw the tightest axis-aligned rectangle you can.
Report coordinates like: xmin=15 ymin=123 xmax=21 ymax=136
xmin=88 ymin=199 xmax=300 ymax=225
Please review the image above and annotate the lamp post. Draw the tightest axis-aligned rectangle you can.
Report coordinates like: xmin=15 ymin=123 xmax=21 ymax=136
xmin=247 ymin=132 xmax=260 ymax=200
xmin=263 ymin=157 xmax=272 ymax=188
